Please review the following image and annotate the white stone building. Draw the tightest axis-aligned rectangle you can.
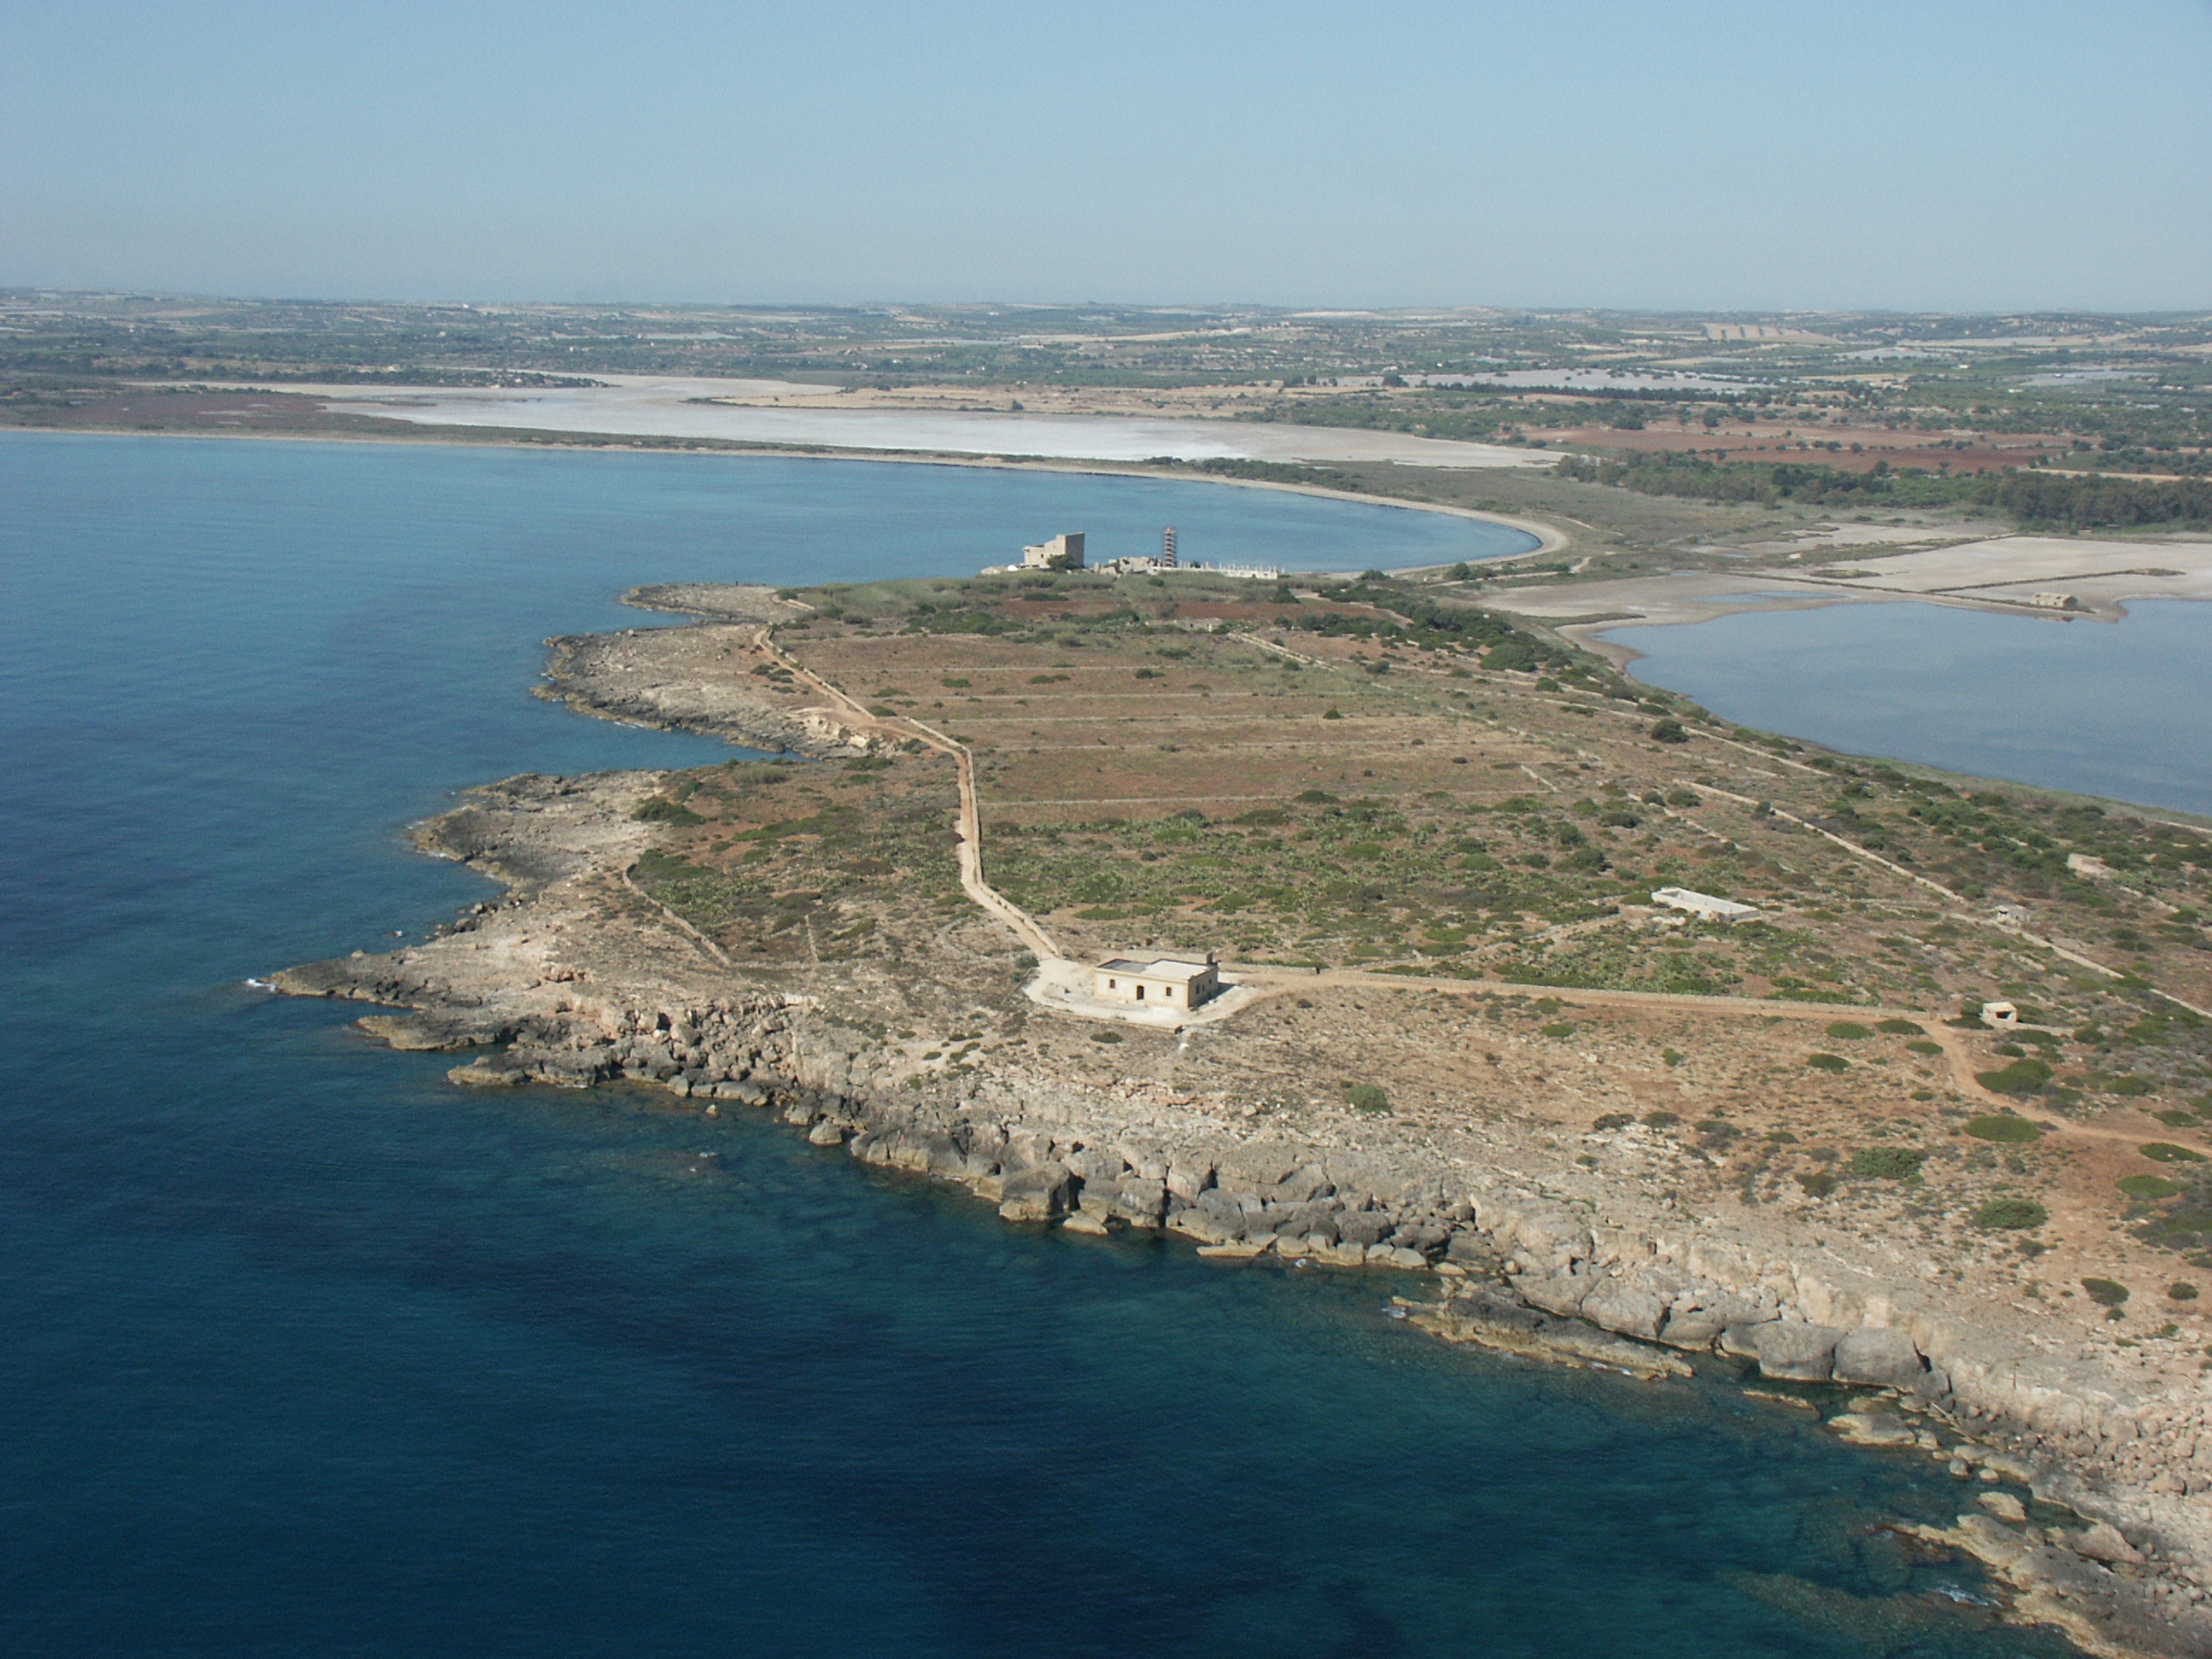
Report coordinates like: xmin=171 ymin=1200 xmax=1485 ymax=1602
xmin=1092 ymin=953 xmax=1220 ymax=1009
xmin=1021 ymin=532 xmax=1085 ymax=570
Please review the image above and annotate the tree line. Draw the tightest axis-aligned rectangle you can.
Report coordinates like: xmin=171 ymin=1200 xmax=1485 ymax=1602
xmin=1554 ymin=453 xmax=2212 ymax=530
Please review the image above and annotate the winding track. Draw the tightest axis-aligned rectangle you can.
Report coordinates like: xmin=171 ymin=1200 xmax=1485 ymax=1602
xmin=747 ymin=626 xmax=2182 ymax=1156
xmin=754 ymin=627 xmax=1063 ymax=961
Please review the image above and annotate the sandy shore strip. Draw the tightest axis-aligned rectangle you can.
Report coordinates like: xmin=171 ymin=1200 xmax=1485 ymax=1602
xmin=248 ymin=373 xmax=1558 ymax=469
xmin=1481 ymin=535 xmax=2212 ymax=666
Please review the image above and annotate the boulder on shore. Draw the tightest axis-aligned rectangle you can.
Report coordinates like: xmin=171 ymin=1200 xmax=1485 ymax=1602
xmin=1752 ymin=1321 xmax=1844 ymax=1381
xmin=1832 ymin=1325 xmax=1925 ymax=1389
xmin=1580 ymin=1278 xmax=1669 ymax=1342
xmin=1519 ymin=1268 xmax=1593 ymax=1318
xmin=996 ymin=1164 xmax=1074 ymax=1223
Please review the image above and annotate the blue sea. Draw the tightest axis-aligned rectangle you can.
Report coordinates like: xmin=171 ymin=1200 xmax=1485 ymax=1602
xmin=1 ymin=435 xmax=2074 ymax=1656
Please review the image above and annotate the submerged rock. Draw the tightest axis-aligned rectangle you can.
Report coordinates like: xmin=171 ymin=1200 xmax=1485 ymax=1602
xmin=1827 ymin=1411 xmax=1919 ymax=1449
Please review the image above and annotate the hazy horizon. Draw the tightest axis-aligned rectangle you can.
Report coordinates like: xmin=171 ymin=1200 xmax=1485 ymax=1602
xmin=4 ymin=0 xmax=2209 ymax=314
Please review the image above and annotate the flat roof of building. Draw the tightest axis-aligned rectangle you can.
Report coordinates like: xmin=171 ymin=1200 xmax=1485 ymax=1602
xmin=1096 ymin=957 xmax=1214 ymax=978
xmin=1651 ymin=886 xmax=1761 ymax=917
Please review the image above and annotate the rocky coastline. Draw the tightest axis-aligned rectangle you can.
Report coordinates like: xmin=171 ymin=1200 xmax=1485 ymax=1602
xmin=273 ymin=600 xmax=2212 ymax=1658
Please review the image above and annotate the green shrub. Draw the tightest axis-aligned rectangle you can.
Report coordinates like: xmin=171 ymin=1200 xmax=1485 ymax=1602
xmin=1643 ymin=1110 xmax=1680 ymax=1129
xmin=1976 ymin=1058 xmax=2053 ymax=1096
xmin=2119 ymin=1175 xmax=2182 ymax=1200
xmin=1877 ymin=1019 xmax=1925 ymax=1036
xmin=1905 ymin=1039 xmax=1943 ymax=1057
xmin=632 ymin=798 xmax=704 ymax=825
xmin=1090 ymin=1028 xmax=1123 ymax=1044
xmin=1540 ymin=1021 xmax=1577 ymax=1039
xmin=1963 ymin=1115 xmax=2042 ymax=1144
xmin=1826 ymin=1020 xmax=1872 ymax=1040
xmin=1798 ymin=1172 xmax=1836 ymax=1198
xmin=1592 ymin=1112 xmax=1635 ymax=1132
xmin=1849 ymin=1147 xmax=1926 ymax=1180
xmin=1973 ymin=1198 xmax=2048 ymax=1230
xmin=1807 ymin=1052 xmax=1848 ymax=1073
xmin=1345 ymin=1082 xmax=1390 ymax=1115
xmin=2169 ymin=1282 xmax=2200 ymax=1301
xmin=2141 ymin=1142 xmax=2208 ymax=1163
xmin=1649 ymin=717 xmax=1688 ymax=744
xmin=2107 ymin=1076 xmax=2155 ymax=1096
xmin=2081 ymin=1277 xmax=2130 ymax=1307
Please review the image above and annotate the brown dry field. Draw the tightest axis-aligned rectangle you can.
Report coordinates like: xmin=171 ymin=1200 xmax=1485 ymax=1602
xmin=607 ymin=576 xmax=2212 ymax=1364
xmin=1548 ymin=418 xmax=2069 ymax=475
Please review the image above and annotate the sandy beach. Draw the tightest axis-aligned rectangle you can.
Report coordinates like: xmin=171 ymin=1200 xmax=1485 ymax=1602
xmin=1478 ymin=533 xmax=2212 ymax=665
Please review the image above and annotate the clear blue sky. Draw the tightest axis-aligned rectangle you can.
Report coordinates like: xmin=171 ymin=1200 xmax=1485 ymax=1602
xmin=3 ymin=0 xmax=2207 ymax=311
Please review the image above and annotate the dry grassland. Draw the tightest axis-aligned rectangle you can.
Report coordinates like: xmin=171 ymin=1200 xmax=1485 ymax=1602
xmin=602 ymin=571 xmax=2212 ymax=1344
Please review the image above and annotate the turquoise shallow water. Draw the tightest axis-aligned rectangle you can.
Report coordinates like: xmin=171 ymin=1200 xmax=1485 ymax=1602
xmin=0 ymin=435 xmax=2073 ymax=1656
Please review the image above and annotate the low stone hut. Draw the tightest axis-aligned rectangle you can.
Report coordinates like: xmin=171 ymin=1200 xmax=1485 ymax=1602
xmin=1093 ymin=952 xmax=1220 ymax=1009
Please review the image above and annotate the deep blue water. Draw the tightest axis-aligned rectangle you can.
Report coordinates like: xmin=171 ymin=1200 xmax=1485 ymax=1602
xmin=1 ymin=435 xmax=2071 ymax=1657
xmin=1612 ymin=599 xmax=2212 ymax=817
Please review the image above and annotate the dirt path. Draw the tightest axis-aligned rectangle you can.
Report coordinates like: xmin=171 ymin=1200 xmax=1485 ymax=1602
xmin=755 ymin=627 xmax=2207 ymax=1096
xmin=1230 ymin=963 xmax=1926 ymax=1021
xmin=756 ymin=628 xmax=1063 ymax=962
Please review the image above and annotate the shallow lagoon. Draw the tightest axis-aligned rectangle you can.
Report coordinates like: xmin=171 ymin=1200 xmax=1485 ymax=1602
xmin=1611 ymin=599 xmax=2212 ymax=817
xmin=0 ymin=435 xmax=2071 ymax=1656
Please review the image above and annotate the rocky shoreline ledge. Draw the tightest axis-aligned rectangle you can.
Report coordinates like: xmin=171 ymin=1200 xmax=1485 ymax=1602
xmin=271 ymin=585 xmax=2212 ymax=1656
xmin=272 ymin=773 xmax=2208 ymax=1659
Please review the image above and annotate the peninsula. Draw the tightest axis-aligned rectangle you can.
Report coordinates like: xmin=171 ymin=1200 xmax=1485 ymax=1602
xmin=277 ymin=557 xmax=2212 ymax=1655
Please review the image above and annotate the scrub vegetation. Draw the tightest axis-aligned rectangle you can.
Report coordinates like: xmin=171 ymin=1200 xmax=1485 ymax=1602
xmin=602 ymin=564 xmax=2212 ymax=1297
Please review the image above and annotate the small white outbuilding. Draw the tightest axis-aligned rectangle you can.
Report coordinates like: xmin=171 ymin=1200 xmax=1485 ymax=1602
xmin=1093 ymin=953 xmax=1220 ymax=1008
xmin=1651 ymin=887 xmax=1762 ymax=924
